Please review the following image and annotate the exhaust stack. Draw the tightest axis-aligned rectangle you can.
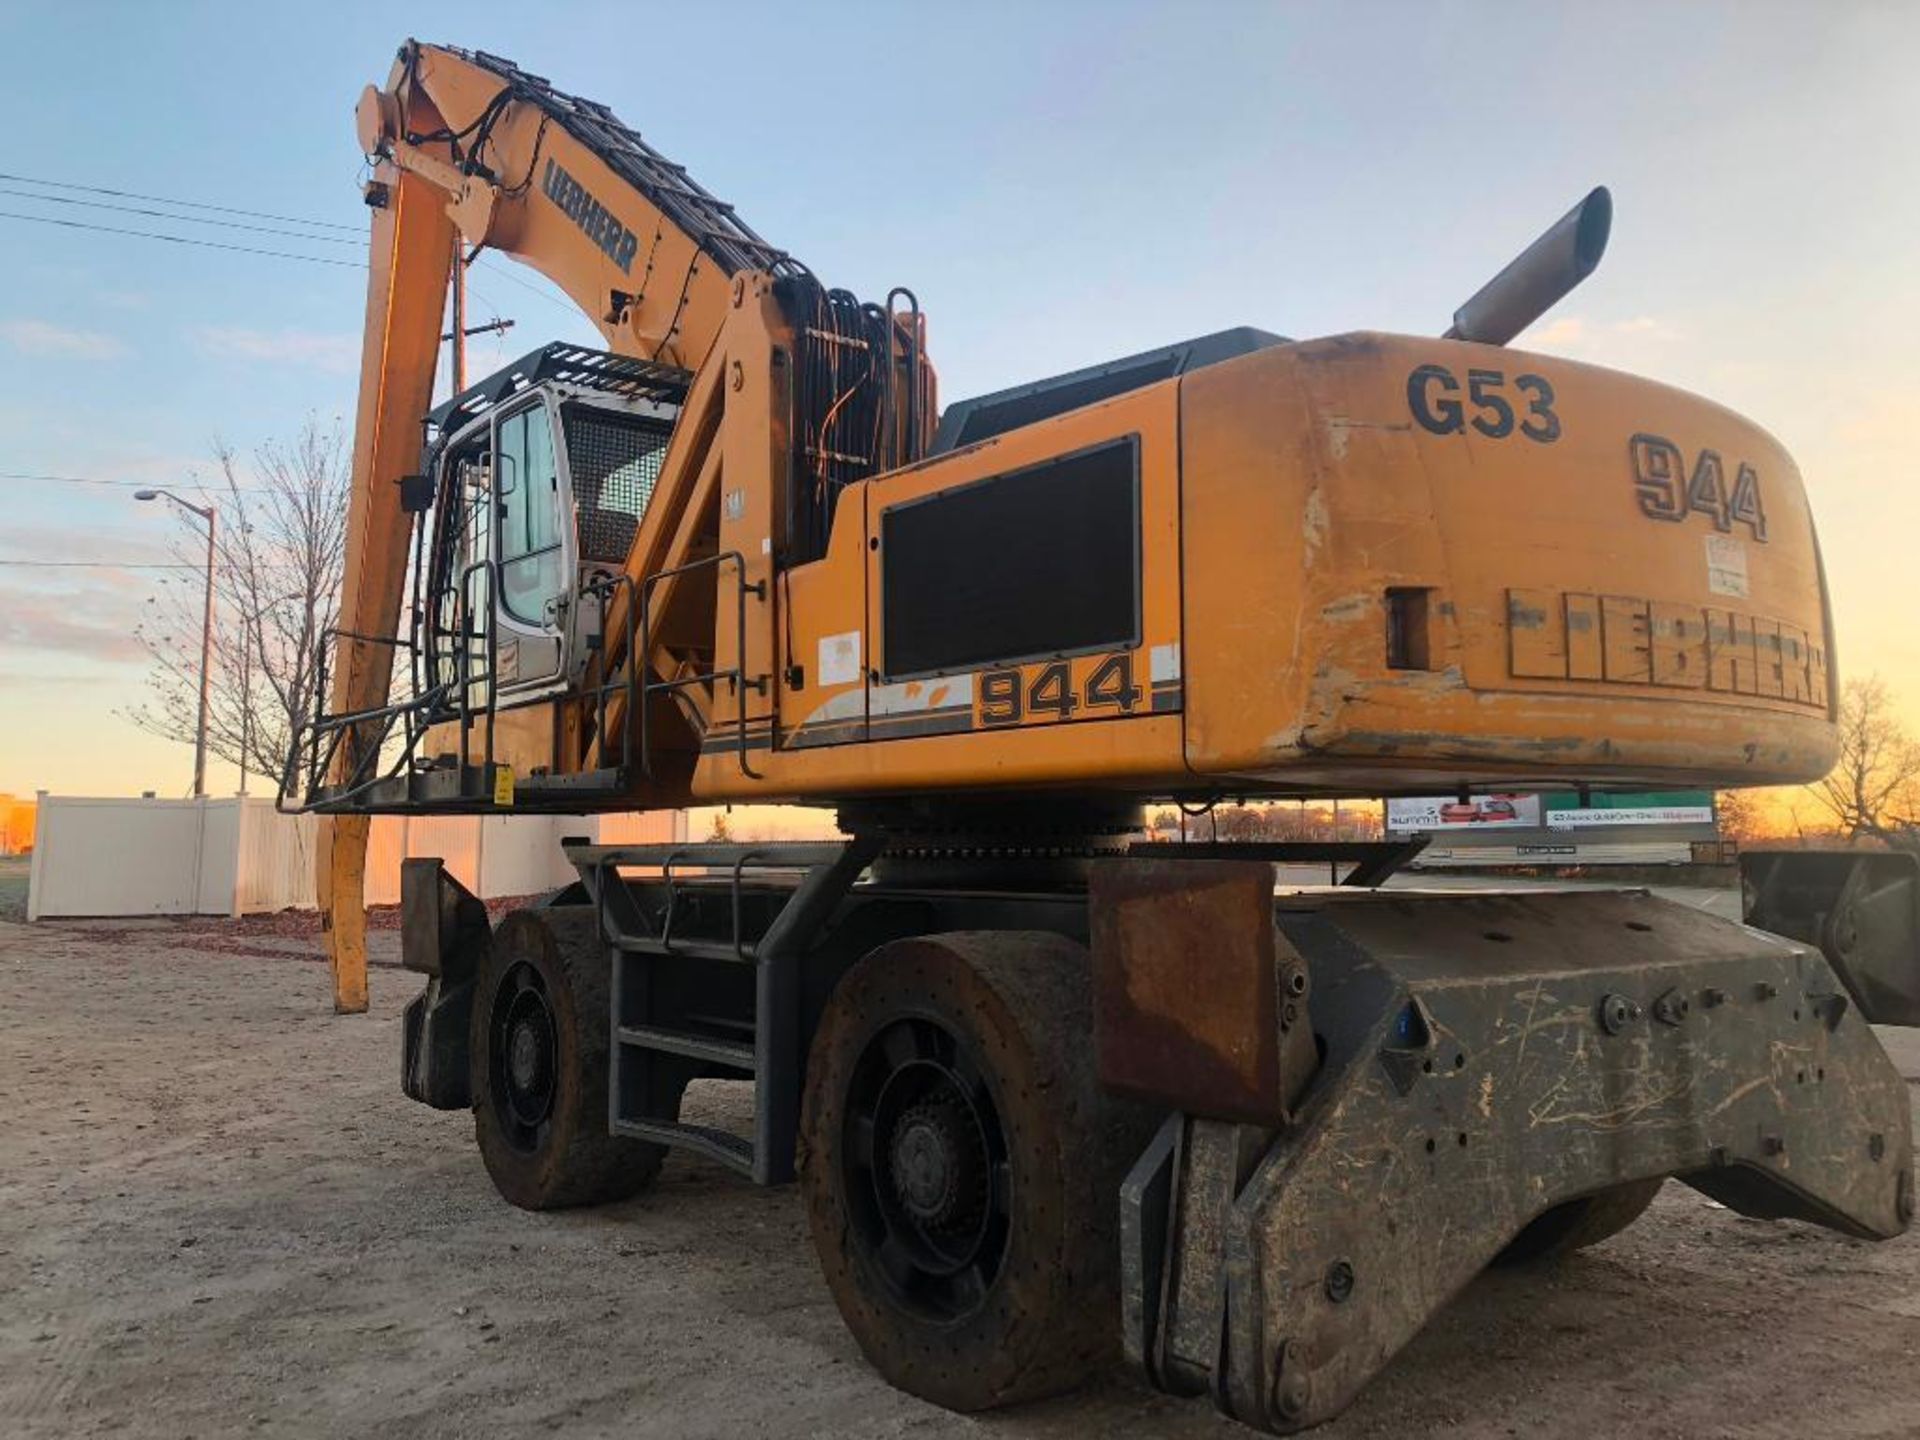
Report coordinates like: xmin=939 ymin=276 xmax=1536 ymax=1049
xmin=1444 ymin=186 xmax=1612 ymax=346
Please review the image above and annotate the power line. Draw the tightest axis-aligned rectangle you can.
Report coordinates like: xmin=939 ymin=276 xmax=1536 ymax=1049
xmin=464 ymin=279 xmax=514 ymax=324
xmin=0 ymin=200 xmax=566 ymax=318
xmin=0 ymin=171 xmax=584 ymax=348
xmin=1 ymin=480 xmax=157 ymax=495
xmin=0 ymin=171 xmax=363 ymax=234
xmin=0 ymin=560 xmax=200 ymax=569
xmin=0 ymin=209 xmax=365 ymax=268
xmin=0 ymin=480 xmax=214 ymax=495
xmin=0 ymin=185 xmax=363 ymax=246
xmin=472 ymin=257 xmax=578 ymax=319
xmin=1 ymin=471 xmax=265 ymax=496
xmin=4 ymin=168 xmax=578 ymax=325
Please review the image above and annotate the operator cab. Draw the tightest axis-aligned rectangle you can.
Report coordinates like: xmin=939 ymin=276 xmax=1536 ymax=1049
xmin=415 ymin=343 xmax=692 ymax=711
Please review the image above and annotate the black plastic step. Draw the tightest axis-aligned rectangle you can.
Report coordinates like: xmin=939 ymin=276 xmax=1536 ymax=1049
xmin=617 ymin=1024 xmax=755 ymax=1073
xmin=611 ymin=934 xmax=758 ymax=964
xmin=613 ymin=1118 xmax=753 ymax=1175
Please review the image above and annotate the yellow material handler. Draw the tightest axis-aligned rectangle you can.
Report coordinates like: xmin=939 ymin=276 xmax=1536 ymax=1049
xmin=288 ymin=42 xmax=1920 ymax=1432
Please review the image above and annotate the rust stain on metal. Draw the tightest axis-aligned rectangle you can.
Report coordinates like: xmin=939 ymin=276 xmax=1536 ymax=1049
xmin=1090 ymin=858 xmax=1315 ymax=1125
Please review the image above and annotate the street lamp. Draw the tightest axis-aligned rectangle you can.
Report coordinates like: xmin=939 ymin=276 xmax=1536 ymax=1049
xmin=135 ymin=488 xmax=216 ymax=799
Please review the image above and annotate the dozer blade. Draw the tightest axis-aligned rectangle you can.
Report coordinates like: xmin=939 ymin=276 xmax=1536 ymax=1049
xmin=1101 ymin=879 xmax=1915 ymax=1434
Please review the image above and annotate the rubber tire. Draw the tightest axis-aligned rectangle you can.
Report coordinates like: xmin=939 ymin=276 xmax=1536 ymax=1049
xmin=470 ymin=907 xmax=665 ymax=1210
xmin=798 ymin=931 xmax=1154 ymax=1413
xmin=1496 ymin=1178 xmax=1665 ymax=1264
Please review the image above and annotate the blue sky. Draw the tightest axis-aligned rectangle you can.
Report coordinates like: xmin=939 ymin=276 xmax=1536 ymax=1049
xmin=2 ymin=1 xmax=1917 ymax=797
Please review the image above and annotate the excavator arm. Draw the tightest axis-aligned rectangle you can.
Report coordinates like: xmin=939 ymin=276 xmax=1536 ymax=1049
xmin=316 ymin=161 xmax=453 ymax=1011
xmin=319 ymin=42 xmax=872 ymax=1010
xmin=357 ymin=43 xmax=796 ymax=363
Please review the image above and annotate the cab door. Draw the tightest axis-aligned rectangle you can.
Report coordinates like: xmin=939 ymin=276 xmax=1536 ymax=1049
xmin=491 ymin=399 xmax=569 ymax=693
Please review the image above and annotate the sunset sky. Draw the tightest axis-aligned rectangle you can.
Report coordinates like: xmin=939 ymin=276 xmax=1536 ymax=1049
xmin=1 ymin=2 xmax=1914 ymax=824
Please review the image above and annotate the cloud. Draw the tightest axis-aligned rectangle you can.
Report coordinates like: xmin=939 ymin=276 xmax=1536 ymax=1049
xmin=0 ymin=581 xmax=148 ymax=665
xmin=1613 ymin=316 xmax=1682 ymax=341
xmin=0 ymin=669 xmax=130 ymax=689
xmin=191 ymin=326 xmax=359 ymax=375
xmin=1528 ymin=316 xmax=1586 ymax=348
xmin=1524 ymin=314 xmax=1684 ymax=358
xmin=0 ymin=319 xmax=127 ymax=359
xmin=0 ymin=523 xmax=179 ymax=567
xmin=0 ymin=521 xmax=189 ymax=668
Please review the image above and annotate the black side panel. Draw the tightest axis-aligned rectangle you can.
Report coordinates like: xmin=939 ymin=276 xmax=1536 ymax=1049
xmin=930 ymin=326 xmax=1288 ymax=454
xmin=881 ymin=437 xmax=1140 ymax=681
xmin=947 ymin=353 xmax=1179 ymax=450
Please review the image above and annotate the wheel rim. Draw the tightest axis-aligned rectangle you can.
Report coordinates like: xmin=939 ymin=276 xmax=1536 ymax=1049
xmin=841 ymin=1015 xmax=1011 ymax=1322
xmin=489 ymin=960 xmax=558 ymax=1152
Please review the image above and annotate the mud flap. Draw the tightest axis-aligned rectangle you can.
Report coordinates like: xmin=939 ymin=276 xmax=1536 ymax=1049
xmin=1118 ymin=887 xmax=1915 ymax=1434
xmin=399 ymin=858 xmax=490 ymax=1109
xmin=1743 ymin=848 xmax=1920 ymax=1025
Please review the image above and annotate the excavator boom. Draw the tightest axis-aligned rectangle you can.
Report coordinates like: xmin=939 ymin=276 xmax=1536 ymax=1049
xmin=357 ymin=44 xmax=796 ymax=362
xmin=316 ymin=42 xmax=928 ymax=1002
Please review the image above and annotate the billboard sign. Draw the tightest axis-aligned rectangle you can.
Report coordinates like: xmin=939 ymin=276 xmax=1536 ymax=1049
xmin=1385 ymin=790 xmax=1716 ymax=838
xmin=1544 ymin=803 xmax=1714 ymax=829
xmin=1384 ymin=793 xmax=1542 ymax=831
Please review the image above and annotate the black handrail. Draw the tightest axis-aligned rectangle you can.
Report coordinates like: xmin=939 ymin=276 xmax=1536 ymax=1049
xmin=286 ymin=527 xmax=769 ymax=811
xmin=637 ymin=549 xmax=767 ymax=780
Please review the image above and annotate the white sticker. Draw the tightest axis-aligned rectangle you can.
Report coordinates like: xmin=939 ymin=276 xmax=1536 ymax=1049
xmin=723 ymin=488 xmax=746 ymax=522
xmin=1705 ymin=534 xmax=1749 ymax=598
xmin=818 ymin=630 xmax=862 ymax=687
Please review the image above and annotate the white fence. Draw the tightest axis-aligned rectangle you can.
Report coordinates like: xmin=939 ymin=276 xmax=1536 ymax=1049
xmin=26 ymin=796 xmax=685 ymax=920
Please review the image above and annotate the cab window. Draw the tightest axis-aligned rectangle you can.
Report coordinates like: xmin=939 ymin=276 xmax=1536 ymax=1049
xmin=496 ymin=405 xmax=566 ymax=626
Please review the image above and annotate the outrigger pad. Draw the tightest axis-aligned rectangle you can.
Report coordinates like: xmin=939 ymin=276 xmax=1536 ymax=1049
xmin=1122 ymin=887 xmax=1915 ymax=1434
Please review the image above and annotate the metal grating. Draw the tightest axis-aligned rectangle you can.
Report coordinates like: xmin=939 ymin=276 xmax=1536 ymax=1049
xmin=427 ymin=341 xmax=690 ymax=433
xmin=454 ymin=46 xmax=805 ymax=280
xmin=565 ymin=405 xmax=672 ymax=563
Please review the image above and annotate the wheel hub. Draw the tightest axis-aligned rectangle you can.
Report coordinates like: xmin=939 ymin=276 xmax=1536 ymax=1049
xmin=841 ymin=1015 xmax=1012 ymax=1321
xmin=491 ymin=961 xmax=558 ymax=1140
xmin=889 ymin=1098 xmax=985 ymax=1231
xmin=508 ymin=1014 xmax=548 ymax=1094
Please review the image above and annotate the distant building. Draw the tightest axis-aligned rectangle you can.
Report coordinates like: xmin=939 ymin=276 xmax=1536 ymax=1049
xmin=1383 ymin=791 xmax=1717 ymax=866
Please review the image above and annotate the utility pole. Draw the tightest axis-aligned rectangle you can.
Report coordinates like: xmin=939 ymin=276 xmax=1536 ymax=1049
xmin=450 ymin=240 xmax=467 ymax=393
xmin=135 ymin=489 xmax=216 ymax=798
xmin=442 ymin=254 xmax=513 ymax=387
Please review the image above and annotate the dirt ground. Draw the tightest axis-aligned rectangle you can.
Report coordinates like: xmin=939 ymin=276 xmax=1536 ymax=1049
xmin=0 ymin=855 xmax=30 ymax=923
xmin=5 ymin=902 xmax=1920 ymax=1440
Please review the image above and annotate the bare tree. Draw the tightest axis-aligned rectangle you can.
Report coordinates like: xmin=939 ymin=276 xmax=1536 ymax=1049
xmin=1713 ymin=789 xmax=1766 ymax=844
xmin=126 ymin=418 xmax=350 ymax=792
xmin=1806 ymin=676 xmax=1920 ymax=844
